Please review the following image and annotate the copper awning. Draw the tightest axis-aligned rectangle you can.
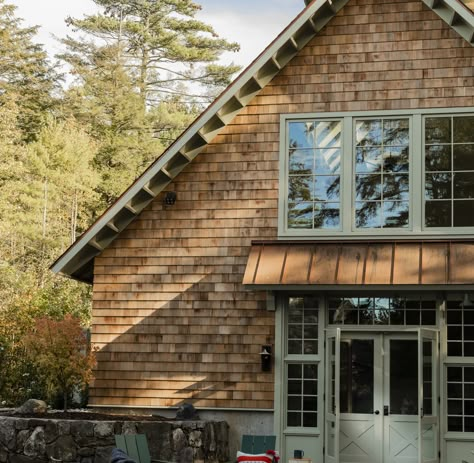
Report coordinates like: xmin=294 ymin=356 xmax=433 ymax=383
xmin=243 ymin=240 xmax=474 ymax=288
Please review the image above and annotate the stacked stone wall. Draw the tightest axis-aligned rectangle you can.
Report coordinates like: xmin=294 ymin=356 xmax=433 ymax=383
xmin=0 ymin=417 xmax=228 ymax=463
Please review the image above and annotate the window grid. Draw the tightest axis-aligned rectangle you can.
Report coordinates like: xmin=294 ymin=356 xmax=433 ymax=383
xmin=288 ymin=297 xmax=319 ymax=355
xmin=447 ymin=366 xmax=474 ymax=432
xmin=327 ymin=297 xmax=437 ymax=326
xmin=424 ymin=115 xmax=474 ymax=228
xmin=287 ymin=120 xmax=342 ymax=230
xmin=423 ymin=340 xmax=434 ymax=416
xmin=354 ymin=117 xmax=410 ymax=229
xmin=281 ymin=110 xmax=474 ymax=236
xmin=446 ymin=300 xmax=474 ymax=357
xmin=287 ymin=363 xmax=318 ymax=428
xmin=286 ymin=296 xmax=320 ymax=429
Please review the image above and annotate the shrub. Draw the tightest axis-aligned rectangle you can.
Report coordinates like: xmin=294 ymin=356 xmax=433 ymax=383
xmin=23 ymin=315 xmax=97 ymax=411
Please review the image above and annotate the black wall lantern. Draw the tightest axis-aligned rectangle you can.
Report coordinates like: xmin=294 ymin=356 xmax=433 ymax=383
xmin=164 ymin=191 xmax=177 ymax=206
xmin=260 ymin=346 xmax=272 ymax=372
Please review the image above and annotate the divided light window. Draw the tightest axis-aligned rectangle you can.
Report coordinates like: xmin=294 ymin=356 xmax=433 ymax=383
xmin=355 ymin=118 xmax=409 ymax=229
xmin=282 ymin=110 xmax=474 ymax=235
xmin=288 ymin=120 xmax=342 ymax=230
xmin=285 ymin=297 xmax=319 ymax=429
xmin=425 ymin=115 xmax=474 ymax=227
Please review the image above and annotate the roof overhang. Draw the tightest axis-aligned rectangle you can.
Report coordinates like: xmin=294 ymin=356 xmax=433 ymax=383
xmin=243 ymin=240 xmax=474 ymax=290
xmin=51 ymin=0 xmax=474 ymax=283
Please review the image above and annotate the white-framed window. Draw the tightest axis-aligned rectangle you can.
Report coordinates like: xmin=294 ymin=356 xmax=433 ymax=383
xmin=279 ymin=108 xmax=474 ymax=237
xmin=424 ymin=115 xmax=474 ymax=227
xmin=284 ymin=296 xmax=321 ymax=429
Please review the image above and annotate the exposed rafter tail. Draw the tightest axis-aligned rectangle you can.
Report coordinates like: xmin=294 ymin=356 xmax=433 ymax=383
xmin=422 ymin=0 xmax=474 ymax=45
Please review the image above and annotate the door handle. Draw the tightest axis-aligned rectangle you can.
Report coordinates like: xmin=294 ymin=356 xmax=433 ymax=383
xmin=374 ymin=410 xmax=380 ymax=415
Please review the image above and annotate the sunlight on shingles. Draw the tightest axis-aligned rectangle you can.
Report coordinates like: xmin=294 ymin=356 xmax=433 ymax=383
xmin=92 ymin=275 xmax=210 ymax=347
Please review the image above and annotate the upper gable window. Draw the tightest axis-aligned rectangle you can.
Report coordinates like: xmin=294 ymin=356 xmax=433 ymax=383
xmin=288 ymin=120 xmax=342 ymax=230
xmin=354 ymin=117 xmax=410 ymax=229
xmin=425 ymin=116 xmax=474 ymax=227
xmin=280 ymin=109 xmax=474 ymax=237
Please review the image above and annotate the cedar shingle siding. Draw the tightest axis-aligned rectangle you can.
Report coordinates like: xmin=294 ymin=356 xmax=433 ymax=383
xmin=90 ymin=0 xmax=474 ymax=409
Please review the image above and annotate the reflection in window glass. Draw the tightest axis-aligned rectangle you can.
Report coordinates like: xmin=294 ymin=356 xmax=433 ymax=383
xmin=327 ymin=296 xmax=436 ymax=326
xmin=447 ymin=366 xmax=474 ymax=432
xmin=288 ymin=297 xmax=318 ymax=355
xmin=355 ymin=118 xmax=410 ymax=229
xmin=425 ymin=115 xmax=474 ymax=227
xmin=288 ymin=120 xmax=342 ymax=230
xmin=340 ymin=340 xmax=374 ymax=413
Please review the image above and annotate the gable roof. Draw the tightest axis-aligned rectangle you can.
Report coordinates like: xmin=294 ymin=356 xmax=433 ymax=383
xmin=52 ymin=0 xmax=474 ymax=283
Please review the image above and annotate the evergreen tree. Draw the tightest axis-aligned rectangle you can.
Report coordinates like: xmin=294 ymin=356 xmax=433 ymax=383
xmin=60 ymin=42 xmax=170 ymax=204
xmin=0 ymin=0 xmax=58 ymax=141
xmin=62 ymin=0 xmax=240 ymax=108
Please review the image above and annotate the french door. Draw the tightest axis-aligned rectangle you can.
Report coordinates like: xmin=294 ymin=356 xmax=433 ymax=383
xmin=325 ymin=329 xmax=439 ymax=463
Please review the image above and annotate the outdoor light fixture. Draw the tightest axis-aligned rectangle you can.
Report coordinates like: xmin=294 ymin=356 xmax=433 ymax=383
xmin=260 ymin=346 xmax=272 ymax=372
xmin=164 ymin=191 xmax=177 ymax=206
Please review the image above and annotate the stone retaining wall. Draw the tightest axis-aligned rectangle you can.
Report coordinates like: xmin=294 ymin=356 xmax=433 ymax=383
xmin=0 ymin=417 xmax=229 ymax=463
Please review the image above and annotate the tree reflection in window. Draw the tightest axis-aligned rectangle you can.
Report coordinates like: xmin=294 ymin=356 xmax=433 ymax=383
xmin=355 ymin=118 xmax=410 ymax=228
xmin=328 ymin=297 xmax=436 ymax=326
xmin=288 ymin=120 xmax=341 ymax=229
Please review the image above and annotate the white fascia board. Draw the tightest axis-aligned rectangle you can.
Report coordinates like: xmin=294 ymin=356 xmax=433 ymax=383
xmin=51 ymin=0 xmax=340 ymax=279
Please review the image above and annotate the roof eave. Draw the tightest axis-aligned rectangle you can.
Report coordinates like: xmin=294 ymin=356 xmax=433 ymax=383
xmin=422 ymin=0 xmax=474 ymax=44
xmin=51 ymin=0 xmax=474 ymax=284
xmin=51 ymin=0 xmax=351 ymax=282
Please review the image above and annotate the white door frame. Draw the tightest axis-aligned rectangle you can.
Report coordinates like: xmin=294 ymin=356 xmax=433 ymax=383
xmin=324 ymin=329 xmax=440 ymax=463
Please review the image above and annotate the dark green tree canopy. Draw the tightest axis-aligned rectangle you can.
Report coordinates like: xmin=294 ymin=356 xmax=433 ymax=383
xmin=0 ymin=0 xmax=58 ymax=140
xmin=63 ymin=0 xmax=241 ymax=106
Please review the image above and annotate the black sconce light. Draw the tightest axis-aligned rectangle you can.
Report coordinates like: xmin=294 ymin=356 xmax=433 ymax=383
xmin=260 ymin=346 xmax=272 ymax=372
xmin=164 ymin=191 xmax=177 ymax=206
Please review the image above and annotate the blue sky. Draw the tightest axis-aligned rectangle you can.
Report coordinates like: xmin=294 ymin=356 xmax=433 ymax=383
xmin=10 ymin=0 xmax=303 ymax=68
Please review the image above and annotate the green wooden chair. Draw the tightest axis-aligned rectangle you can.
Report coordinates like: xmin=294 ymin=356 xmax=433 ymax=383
xmin=114 ymin=434 xmax=170 ymax=463
xmin=240 ymin=435 xmax=277 ymax=454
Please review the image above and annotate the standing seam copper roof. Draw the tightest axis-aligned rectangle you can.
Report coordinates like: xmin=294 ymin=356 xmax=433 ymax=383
xmin=243 ymin=240 xmax=474 ymax=286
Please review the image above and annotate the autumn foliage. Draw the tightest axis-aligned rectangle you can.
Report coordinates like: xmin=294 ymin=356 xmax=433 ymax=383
xmin=23 ymin=315 xmax=97 ymax=411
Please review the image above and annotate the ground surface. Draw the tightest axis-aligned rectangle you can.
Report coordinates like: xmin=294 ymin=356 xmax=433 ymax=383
xmin=0 ymin=410 xmax=168 ymax=421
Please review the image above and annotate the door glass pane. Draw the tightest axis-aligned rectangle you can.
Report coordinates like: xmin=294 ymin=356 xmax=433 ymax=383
xmin=340 ymin=340 xmax=374 ymax=413
xmin=326 ymin=337 xmax=336 ymax=458
xmin=390 ymin=339 xmax=418 ymax=415
xmin=329 ymin=338 xmax=336 ymax=414
xmin=423 ymin=339 xmax=433 ymax=416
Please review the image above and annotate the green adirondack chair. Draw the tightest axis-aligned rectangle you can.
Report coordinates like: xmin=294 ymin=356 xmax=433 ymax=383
xmin=115 ymin=434 xmax=169 ymax=463
xmin=240 ymin=435 xmax=277 ymax=454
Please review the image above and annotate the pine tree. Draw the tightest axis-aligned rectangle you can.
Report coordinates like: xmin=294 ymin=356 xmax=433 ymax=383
xmin=0 ymin=0 xmax=58 ymax=141
xmin=63 ymin=0 xmax=240 ymax=108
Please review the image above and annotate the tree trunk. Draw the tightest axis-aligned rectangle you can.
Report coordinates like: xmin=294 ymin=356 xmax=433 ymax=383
xmin=71 ymin=190 xmax=78 ymax=244
xmin=139 ymin=14 xmax=150 ymax=114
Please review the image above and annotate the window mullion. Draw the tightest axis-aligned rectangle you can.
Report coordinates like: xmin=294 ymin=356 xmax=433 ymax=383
xmin=412 ymin=114 xmax=422 ymax=232
xmin=342 ymin=116 xmax=353 ymax=233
